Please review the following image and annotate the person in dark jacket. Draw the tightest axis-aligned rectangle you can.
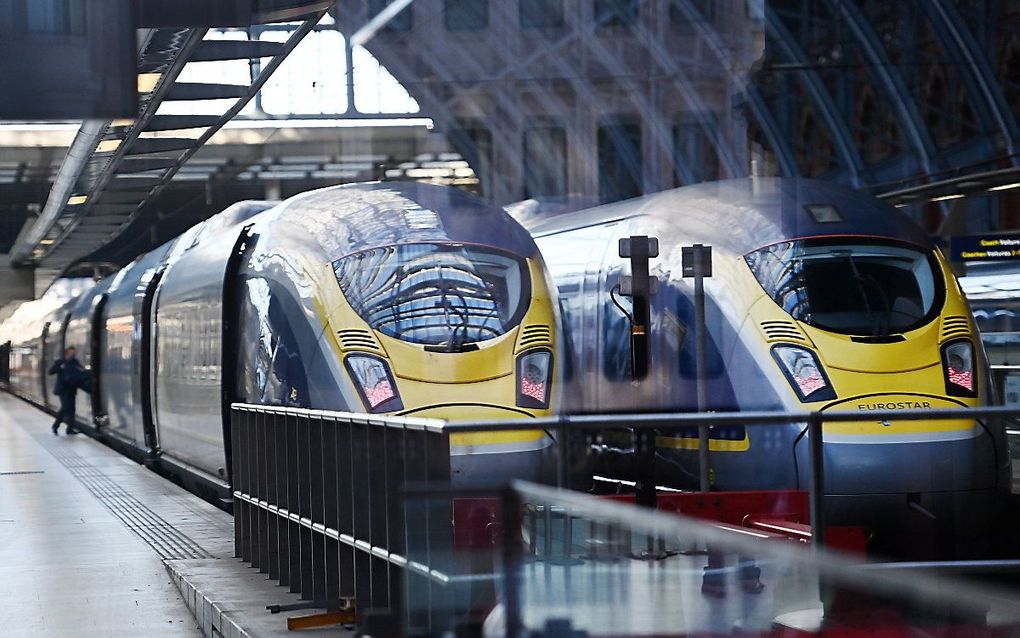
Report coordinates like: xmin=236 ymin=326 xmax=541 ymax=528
xmin=48 ymin=347 xmax=83 ymax=435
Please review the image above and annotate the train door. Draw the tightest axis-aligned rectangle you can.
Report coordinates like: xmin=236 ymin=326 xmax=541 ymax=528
xmin=0 ymin=340 xmax=10 ymax=386
xmin=220 ymin=224 xmax=255 ymax=485
xmin=40 ymin=313 xmax=71 ymax=410
xmin=89 ymin=293 xmax=109 ymax=425
xmin=140 ymin=266 xmax=165 ymax=454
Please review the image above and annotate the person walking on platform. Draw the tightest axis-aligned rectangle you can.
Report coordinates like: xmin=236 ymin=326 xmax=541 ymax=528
xmin=49 ymin=347 xmax=84 ymax=435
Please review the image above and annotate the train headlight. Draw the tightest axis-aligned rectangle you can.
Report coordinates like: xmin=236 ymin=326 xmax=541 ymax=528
xmin=516 ymin=349 xmax=552 ymax=409
xmin=344 ymin=354 xmax=403 ymax=413
xmin=941 ymin=340 xmax=976 ymax=397
xmin=771 ymin=345 xmax=836 ymax=402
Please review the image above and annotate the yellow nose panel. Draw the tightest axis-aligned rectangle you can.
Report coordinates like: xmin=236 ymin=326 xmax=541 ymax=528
xmin=821 ymin=394 xmax=976 ymax=441
xmin=403 ymin=404 xmax=546 ymax=447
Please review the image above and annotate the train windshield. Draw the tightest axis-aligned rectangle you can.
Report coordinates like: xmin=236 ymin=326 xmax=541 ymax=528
xmin=333 ymin=243 xmax=530 ymax=349
xmin=745 ymin=239 xmax=944 ymax=336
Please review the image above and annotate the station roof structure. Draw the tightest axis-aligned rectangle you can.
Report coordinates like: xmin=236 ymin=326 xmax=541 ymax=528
xmin=6 ymin=0 xmax=1020 ymax=285
xmin=8 ymin=3 xmax=332 ymax=271
xmin=335 ymin=0 xmax=1020 ymax=229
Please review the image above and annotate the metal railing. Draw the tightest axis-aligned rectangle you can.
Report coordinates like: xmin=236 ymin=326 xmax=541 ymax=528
xmin=445 ymin=404 xmax=1020 ymax=549
xmin=230 ymin=404 xmax=451 ymax=629
xmin=230 ymin=402 xmax=1020 ymax=632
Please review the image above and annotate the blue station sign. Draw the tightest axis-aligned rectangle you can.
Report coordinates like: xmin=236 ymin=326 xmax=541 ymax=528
xmin=949 ymin=233 xmax=1020 ymax=262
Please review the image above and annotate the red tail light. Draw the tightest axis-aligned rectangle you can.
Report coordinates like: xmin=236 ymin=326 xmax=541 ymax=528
xmin=942 ymin=340 xmax=976 ymax=397
xmin=771 ymin=345 xmax=836 ymax=402
xmin=345 ymin=354 xmax=403 ymax=412
xmin=516 ymin=349 xmax=552 ymax=409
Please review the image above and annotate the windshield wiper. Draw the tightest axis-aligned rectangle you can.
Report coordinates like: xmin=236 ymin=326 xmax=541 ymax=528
xmin=437 ymin=288 xmax=471 ymax=353
xmin=840 ymin=250 xmax=892 ymax=337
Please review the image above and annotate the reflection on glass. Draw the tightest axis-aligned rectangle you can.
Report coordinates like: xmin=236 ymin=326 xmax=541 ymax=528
xmin=402 ymin=483 xmax=1020 ymax=638
xmin=333 ymin=243 xmax=529 ymax=349
xmin=746 ymin=240 xmax=944 ymax=336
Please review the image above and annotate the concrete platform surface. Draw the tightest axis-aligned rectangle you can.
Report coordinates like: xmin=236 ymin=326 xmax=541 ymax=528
xmin=0 ymin=393 xmax=349 ymax=637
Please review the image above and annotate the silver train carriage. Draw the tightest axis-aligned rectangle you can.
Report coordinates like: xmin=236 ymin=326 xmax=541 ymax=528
xmin=2 ymin=183 xmax=560 ymax=496
xmin=523 ymin=177 xmax=1008 ymax=558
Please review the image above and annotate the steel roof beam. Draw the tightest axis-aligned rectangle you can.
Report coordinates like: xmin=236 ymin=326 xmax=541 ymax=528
xmin=827 ymin=0 xmax=940 ymax=178
xmin=923 ymin=0 xmax=1020 ymax=163
xmin=668 ymin=0 xmax=799 ymax=179
xmin=764 ymin=10 xmax=865 ymax=185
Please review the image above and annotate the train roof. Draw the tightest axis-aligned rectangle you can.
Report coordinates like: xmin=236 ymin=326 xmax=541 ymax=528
xmin=280 ymin=181 xmax=538 ymax=258
xmin=525 ymin=178 xmax=932 ymax=255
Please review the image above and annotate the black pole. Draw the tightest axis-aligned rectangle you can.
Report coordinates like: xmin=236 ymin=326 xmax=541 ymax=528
xmin=619 ymin=236 xmax=657 ymax=380
xmin=502 ymin=488 xmax=524 ymax=638
xmin=695 ymin=271 xmax=709 ymax=492
xmin=619 ymin=236 xmax=659 ymax=511
xmin=683 ymin=243 xmax=713 ymax=492
xmin=807 ymin=413 xmax=826 ymax=549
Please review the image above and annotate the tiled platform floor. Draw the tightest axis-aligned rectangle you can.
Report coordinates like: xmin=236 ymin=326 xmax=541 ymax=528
xmin=0 ymin=394 xmax=346 ymax=637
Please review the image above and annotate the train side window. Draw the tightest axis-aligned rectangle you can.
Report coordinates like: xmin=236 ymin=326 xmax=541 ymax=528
xmin=523 ymin=123 xmax=567 ymax=199
xmin=444 ymin=0 xmax=489 ymax=31
xmin=602 ymin=287 xmax=632 ymax=380
xmin=556 ymin=298 xmax=576 ymax=383
xmin=672 ymin=292 xmax=724 ymax=380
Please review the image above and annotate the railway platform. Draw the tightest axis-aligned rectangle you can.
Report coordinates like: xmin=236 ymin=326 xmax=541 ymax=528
xmin=0 ymin=394 xmax=349 ymax=637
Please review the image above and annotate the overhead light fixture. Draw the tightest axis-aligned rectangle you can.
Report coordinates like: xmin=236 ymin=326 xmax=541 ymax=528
xmin=97 ymin=139 xmax=121 ymax=153
xmin=931 ymin=193 xmax=965 ymax=202
xmin=111 ymin=119 xmax=135 ymax=128
xmin=989 ymin=182 xmax=1020 ymax=192
xmin=40 ymin=239 xmax=54 ymax=245
xmin=67 ymin=195 xmax=87 ymax=206
xmin=137 ymin=73 xmax=161 ymax=93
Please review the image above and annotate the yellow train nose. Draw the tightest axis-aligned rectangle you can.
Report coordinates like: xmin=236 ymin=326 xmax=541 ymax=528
xmin=400 ymin=403 xmax=549 ymax=452
xmin=401 ymin=404 xmax=531 ymax=421
xmin=821 ymin=394 xmax=978 ymax=443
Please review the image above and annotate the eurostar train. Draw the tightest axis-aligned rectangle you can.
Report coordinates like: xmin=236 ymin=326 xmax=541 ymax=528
xmin=3 ymin=182 xmax=559 ymax=496
xmin=523 ymin=177 xmax=1008 ymax=558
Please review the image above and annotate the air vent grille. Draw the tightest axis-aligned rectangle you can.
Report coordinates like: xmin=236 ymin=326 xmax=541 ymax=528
xmin=336 ymin=329 xmax=382 ymax=353
xmin=941 ymin=316 xmax=970 ymax=340
xmin=518 ymin=325 xmax=553 ymax=350
xmin=760 ymin=320 xmax=809 ymax=344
